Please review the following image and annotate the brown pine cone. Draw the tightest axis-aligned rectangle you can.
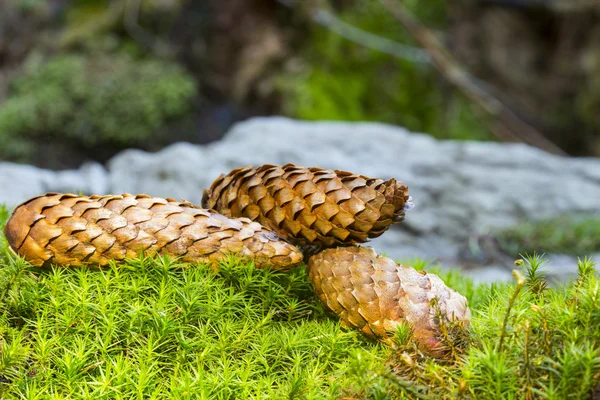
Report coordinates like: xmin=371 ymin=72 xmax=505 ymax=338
xmin=4 ymin=193 xmax=303 ymax=270
xmin=308 ymin=247 xmax=470 ymax=356
xmin=202 ymin=164 xmax=413 ymax=247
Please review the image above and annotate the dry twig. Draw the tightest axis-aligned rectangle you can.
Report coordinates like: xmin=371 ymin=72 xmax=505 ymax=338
xmin=378 ymin=0 xmax=566 ymax=154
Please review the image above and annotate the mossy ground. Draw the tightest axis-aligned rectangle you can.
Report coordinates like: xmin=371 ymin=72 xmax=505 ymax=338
xmin=1 ymin=205 xmax=599 ymax=399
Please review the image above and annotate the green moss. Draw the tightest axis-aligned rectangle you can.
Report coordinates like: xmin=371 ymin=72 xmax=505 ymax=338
xmin=0 ymin=53 xmax=197 ymax=162
xmin=60 ymin=2 xmax=121 ymax=48
xmin=496 ymin=215 xmax=600 ymax=257
xmin=578 ymin=83 xmax=600 ymax=131
xmin=16 ymin=0 xmax=47 ymax=13
xmin=280 ymin=1 xmax=492 ymax=142
xmin=1 ymin=206 xmax=599 ymax=398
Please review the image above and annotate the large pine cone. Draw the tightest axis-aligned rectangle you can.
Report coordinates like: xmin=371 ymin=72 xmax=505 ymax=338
xmin=202 ymin=164 xmax=413 ymax=247
xmin=4 ymin=193 xmax=303 ymax=270
xmin=308 ymin=247 xmax=470 ymax=356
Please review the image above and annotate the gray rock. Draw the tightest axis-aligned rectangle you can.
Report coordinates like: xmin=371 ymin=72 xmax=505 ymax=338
xmin=53 ymin=162 xmax=109 ymax=196
xmin=0 ymin=163 xmax=54 ymax=208
xmin=0 ymin=162 xmax=108 ymax=208
xmin=106 ymin=117 xmax=600 ymax=270
xmin=2 ymin=117 xmax=600 ymax=283
xmin=538 ymin=252 xmax=600 ymax=283
xmin=108 ymin=144 xmax=214 ymax=203
xmin=463 ymin=265 xmax=515 ymax=285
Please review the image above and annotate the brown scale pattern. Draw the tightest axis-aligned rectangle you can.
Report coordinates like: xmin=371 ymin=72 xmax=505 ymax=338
xmin=4 ymin=193 xmax=303 ymax=270
xmin=308 ymin=246 xmax=471 ymax=355
xmin=202 ymin=164 xmax=412 ymax=247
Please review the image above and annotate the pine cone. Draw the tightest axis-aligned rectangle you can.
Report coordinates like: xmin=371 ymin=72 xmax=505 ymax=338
xmin=4 ymin=193 xmax=303 ymax=270
xmin=202 ymin=164 xmax=413 ymax=247
xmin=308 ymin=247 xmax=470 ymax=356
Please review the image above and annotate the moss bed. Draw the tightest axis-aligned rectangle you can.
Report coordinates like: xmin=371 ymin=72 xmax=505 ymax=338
xmin=0 ymin=205 xmax=599 ymax=399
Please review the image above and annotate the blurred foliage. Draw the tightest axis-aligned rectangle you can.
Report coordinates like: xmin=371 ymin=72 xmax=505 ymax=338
xmin=17 ymin=0 xmax=47 ymax=12
xmin=0 ymin=52 xmax=197 ymax=162
xmin=577 ymin=62 xmax=600 ymax=154
xmin=280 ymin=1 xmax=493 ymax=141
xmin=497 ymin=215 xmax=600 ymax=257
xmin=7 ymin=0 xmax=597 ymax=165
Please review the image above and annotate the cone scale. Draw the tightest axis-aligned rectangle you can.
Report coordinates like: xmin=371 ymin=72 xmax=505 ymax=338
xmin=308 ymin=246 xmax=471 ymax=355
xmin=202 ymin=163 xmax=413 ymax=247
xmin=4 ymin=193 xmax=303 ymax=270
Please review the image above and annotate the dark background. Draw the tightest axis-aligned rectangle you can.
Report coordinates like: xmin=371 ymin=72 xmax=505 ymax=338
xmin=1 ymin=0 xmax=599 ymax=170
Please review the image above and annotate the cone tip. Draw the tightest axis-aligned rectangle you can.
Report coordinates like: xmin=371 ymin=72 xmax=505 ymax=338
xmin=403 ymin=195 xmax=415 ymax=212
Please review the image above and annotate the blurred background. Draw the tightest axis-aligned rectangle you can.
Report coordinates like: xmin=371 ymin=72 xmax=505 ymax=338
xmin=2 ymin=0 xmax=600 ymax=169
xmin=1 ymin=0 xmax=600 ymax=281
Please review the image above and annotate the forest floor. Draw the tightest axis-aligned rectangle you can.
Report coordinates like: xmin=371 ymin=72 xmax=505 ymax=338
xmin=0 ymin=206 xmax=599 ymax=399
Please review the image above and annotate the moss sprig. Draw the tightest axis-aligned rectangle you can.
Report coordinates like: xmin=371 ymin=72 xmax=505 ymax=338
xmin=0 ymin=227 xmax=599 ymax=398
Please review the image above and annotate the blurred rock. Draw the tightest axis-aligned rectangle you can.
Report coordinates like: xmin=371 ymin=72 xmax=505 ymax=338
xmin=463 ymin=265 xmax=514 ymax=285
xmin=0 ymin=162 xmax=108 ymax=208
xmin=538 ymin=252 xmax=600 ymax=284
xmin=107 ymin=117 xmax=600 ymax=265
xmin=454 ymin=252 xmax=600 ymax=285
xmin=0 ymin=163 xmax=54 ymax=208
xmin=2 ymin=117 xmax=600 ymax=280
xmin=53 ymin=162 xmax=109 ymax=196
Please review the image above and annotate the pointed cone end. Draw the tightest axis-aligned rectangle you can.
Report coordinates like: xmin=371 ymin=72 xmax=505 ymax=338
xmin=403 ymin=195 xmax=415 ymax=212
xmin=384 ymin=179 xmax=412 ymax=222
